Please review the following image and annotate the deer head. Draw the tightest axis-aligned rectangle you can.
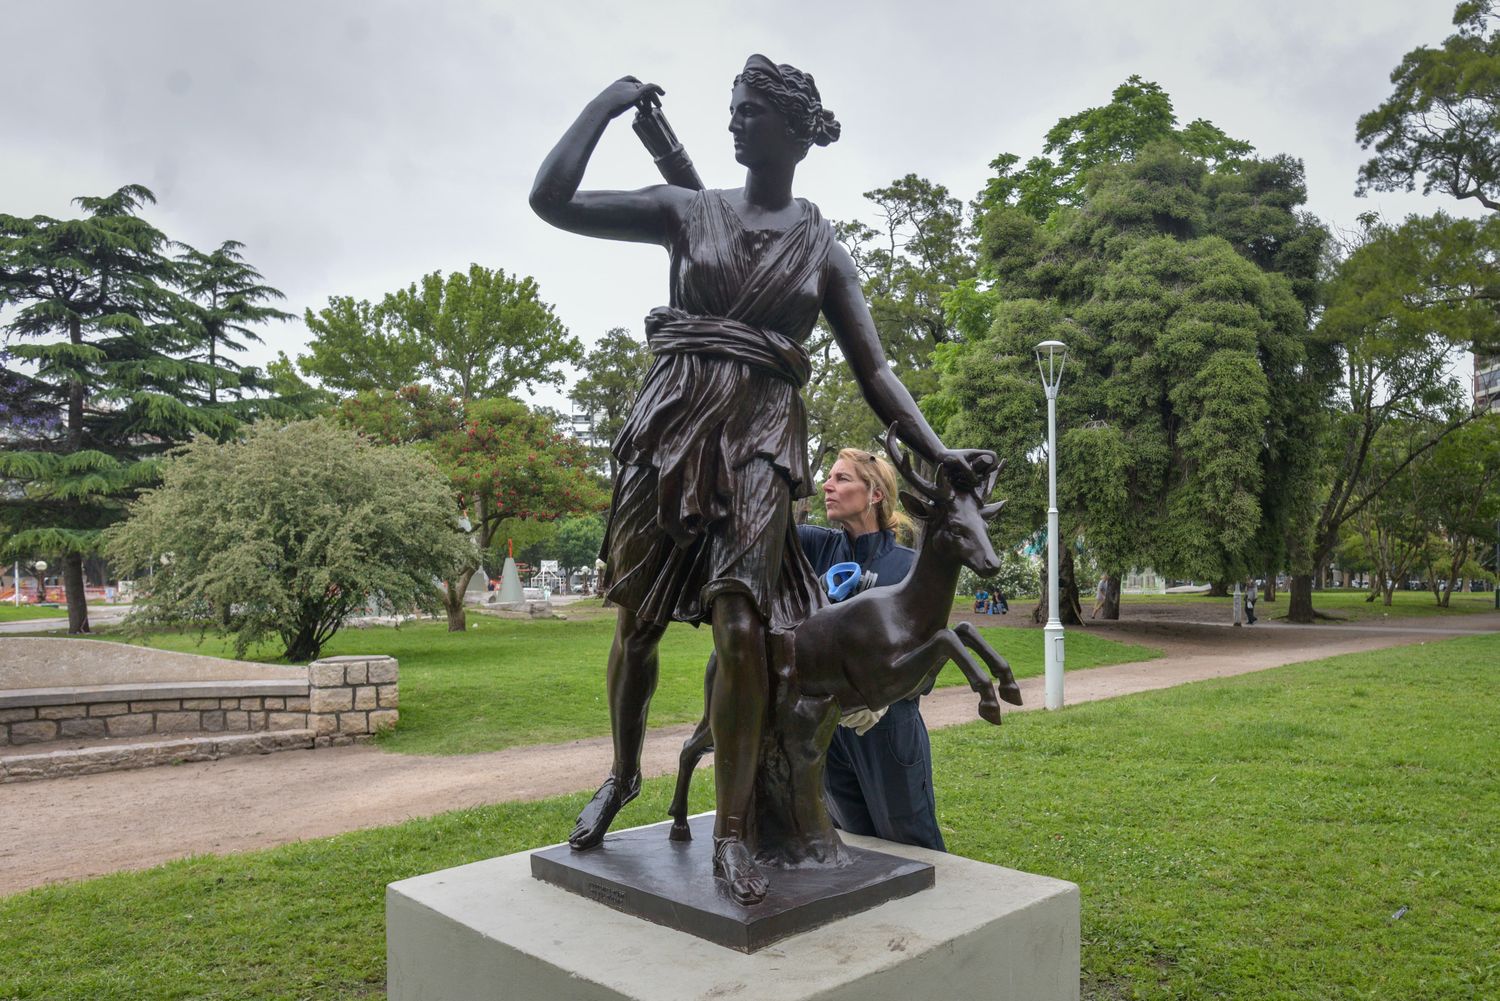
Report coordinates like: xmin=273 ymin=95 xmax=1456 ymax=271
xmin=885 ymin=427 xmax=1006 ymax=577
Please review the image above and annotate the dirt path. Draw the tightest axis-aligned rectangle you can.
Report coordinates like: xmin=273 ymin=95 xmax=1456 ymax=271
xmin=2 ymin=614 xmax=1495 ymax=896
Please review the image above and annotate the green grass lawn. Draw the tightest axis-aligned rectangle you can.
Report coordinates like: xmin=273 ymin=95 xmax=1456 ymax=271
xmin=0 ymin=604 xmax=67 ymax=622
xmin=103 ymin=617 xmax=1162 ymax=755
xmin=1 ymin=633 xmax=1494 ymax=1000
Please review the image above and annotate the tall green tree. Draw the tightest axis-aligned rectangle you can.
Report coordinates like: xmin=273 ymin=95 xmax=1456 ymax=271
xmin=175 ymin=240 xmax=293 ymax=407
xmin=0 ymin=185 xmax=247 ymax=633
xmin=976 ymin=75 xmax=1253 ymax=222
xmin=569 ymin=327 xmax=651 ymax=478
xmin=1284 ymin=214 xmax=1493 ymax=621
xmin=1357 ymin=1 xmax=1500 ymax=211
xmin=937 ymin=137 xmax=1326 ymax=621
xmin=300 ymin=264 xmax=582 ymax=401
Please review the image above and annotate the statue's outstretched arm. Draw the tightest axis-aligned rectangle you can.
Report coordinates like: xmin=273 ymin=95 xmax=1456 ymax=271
xmin=823 ymin=241 xmax=987 ymax=487
xmin=529 ymin=76 xmax=693 ymax=246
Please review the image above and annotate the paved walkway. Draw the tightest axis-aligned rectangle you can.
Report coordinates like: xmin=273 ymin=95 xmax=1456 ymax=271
xmin=1 ymin=613 xmax=1495 ymax=896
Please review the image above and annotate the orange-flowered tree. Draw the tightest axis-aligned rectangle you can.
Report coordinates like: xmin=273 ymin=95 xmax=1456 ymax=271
xmin=339 ymin=387 xmax=606 ymax=630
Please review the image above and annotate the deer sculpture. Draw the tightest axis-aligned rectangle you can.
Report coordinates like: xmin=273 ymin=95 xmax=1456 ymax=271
xmin=667 ymin=429 xmax=1023 ymax=842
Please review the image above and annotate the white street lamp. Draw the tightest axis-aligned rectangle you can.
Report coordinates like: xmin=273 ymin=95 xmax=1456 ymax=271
xmin=1035 ymin=340 xmax=1069 ymax=710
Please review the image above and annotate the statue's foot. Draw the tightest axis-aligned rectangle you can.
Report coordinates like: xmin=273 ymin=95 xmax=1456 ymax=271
xmin=713 ymin=836 xmax=769 ymax=906
xmin=568 ymin=773 xmax=640 ymax=850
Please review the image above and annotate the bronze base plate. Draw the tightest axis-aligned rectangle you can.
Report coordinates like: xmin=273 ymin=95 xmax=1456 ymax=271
xmin=529 ymin=815 xmax=934 ymax=952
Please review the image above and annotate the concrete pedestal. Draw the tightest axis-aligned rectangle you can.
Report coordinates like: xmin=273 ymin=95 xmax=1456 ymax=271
xmin=387 ymin=823 xmax=1080 ymax=1001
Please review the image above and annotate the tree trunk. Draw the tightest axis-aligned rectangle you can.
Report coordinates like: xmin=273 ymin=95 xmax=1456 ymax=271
xmin=64 ymin=314 xmax=90 ymax=635
xmin=443 ymin=569 xmax=473 ymax=632
xmin=1264 ymin=575 xmax=1277 ymax=602
xmin=1287 ymin=573 xmax=1315 ymax=623
xmin=1032 ymin=546 xmax=1084 ymax=625
xmin=1382 ymin=583 xmax=1394 ymax=606
xmin=1208 ymin=580 xmax=1230 ymax=597
xmin=63 ymin=553 xmax=90 ymax=634
xmin=1099 ymin=572 xmax=1121 ymax=620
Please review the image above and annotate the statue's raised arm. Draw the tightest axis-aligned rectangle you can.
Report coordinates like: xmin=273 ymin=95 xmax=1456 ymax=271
xmin=529 ymin=76 xmax=695 ymax=246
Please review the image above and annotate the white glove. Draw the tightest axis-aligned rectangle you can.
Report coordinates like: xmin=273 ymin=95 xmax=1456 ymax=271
xmin=838 ymin=706 xmax=887 ymax=736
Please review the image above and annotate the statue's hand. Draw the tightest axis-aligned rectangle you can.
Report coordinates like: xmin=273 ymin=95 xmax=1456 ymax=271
xmin=938 ymin=448 xmax=996 ymax=491
xmin=594 ymin=76 xmax=664 ymax=119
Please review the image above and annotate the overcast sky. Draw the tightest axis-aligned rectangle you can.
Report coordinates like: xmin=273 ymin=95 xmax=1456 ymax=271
xmin=2 ymin=0 xmax=1476 ymax=411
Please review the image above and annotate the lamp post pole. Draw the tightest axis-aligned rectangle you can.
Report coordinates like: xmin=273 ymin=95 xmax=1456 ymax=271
xmin=1036 ymin=340 xmax=1069 ymax=711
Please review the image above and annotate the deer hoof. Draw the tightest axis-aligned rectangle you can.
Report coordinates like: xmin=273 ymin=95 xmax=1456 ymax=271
xmin=978 ymin=698 xmax=1003 ymax=726
xmin=999 ymin=679 xmax=1023 ymax=706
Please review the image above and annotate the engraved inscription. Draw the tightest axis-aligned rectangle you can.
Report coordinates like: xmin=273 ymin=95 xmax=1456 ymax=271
xmin=586 ymin=881 xmax=626 ymax=907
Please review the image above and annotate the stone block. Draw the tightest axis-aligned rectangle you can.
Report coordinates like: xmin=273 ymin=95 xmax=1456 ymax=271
xmin=8 ymin=720 xmax=59 ymax=744
xmin=308 ymin=661 xmax=346 ymax=688
xmin=344 ymin=663 xmax=368 ymax=685
xmin=130 ymin=699 xmax=181 ymax=712
xmin=311 ymin=713 xmax=338 ymax=736
xmin=223 ymin=711 xmax=250 ymax=732
xmin=285 ymin=696 xmax=310 ymax=712
xmin=267 ymin=712 xmax=308 ymax=731
xmin=0 ymin=708 xmax=38 ymax=723
xmin=249 ymin=712 xmax=268 ymax=731
xmin=156 ymin=712 xmax=201 ymax=733
xmin=310 ymin=687 xmax=353 ymax=714
xmin=263 ymin=697 xmax=284 ymax=710
xmin=353 ymin=686 xmax=378 ymax=710
xmin=202 ymin=711 xmax=227 ymax=732
xmin=89 ymin=702 xmax=130 ymax=717
xmin=37 ymin=704 xmax=87 ymax=720
xmin=182 ymin=698 xmax=221 ymax=710
xmin=59 ymin=717 xmax=108 ymax=738
xmin=238 ymin=698 xmax=264 ymax=711
xmin=106 ymin=714 xmax=155 ymax=738
xmin=377 ymin=684 xmax=400 ymax=708
xmin=220 ymin=698 xmax=241 ymax=709
xmin=369 ymin=709 xmax=399 ymax=733
xmin=367 ymin=659 xmax=399 ymax=684
xmin=337 ymin=711 xmax=369 ymax=734
xmin=386 ymin=825 xmax=1081 ymax=1001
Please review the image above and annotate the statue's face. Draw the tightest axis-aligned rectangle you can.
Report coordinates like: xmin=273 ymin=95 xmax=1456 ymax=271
xmin=729 ymin=82 xmax=806 ymax=168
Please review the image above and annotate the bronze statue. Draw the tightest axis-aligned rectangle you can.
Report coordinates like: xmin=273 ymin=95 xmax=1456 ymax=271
xmin=530 ymin=55 xmax=990 ymax=906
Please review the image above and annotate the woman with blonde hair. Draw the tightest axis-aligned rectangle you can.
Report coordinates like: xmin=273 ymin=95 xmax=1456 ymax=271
xmin=797 ymin=447 xmax=946 ymax=851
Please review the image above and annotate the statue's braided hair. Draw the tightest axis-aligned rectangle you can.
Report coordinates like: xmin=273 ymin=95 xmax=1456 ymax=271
xmin=735 ymin=54 xmax=841 ymax=148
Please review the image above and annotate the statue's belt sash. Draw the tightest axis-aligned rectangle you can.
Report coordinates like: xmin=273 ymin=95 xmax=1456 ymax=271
xmin=644 ymin=307 xmax=811 ymax=389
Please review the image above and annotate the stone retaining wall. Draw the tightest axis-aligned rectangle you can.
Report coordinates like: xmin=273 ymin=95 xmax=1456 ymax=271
xmin=0 ymin=655 xmax=399 ymax=749
xmin=307 ymin=655 xmax=400 ymax=747
xmin=0 ymin=692 xmax=310 ymax=744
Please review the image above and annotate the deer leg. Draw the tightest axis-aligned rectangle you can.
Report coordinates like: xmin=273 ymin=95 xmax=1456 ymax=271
xmin=953 ymin=621 xmax=1024 ymax=706
xmin=891 ymin=630 xmax=1003 ymax=726
xmin=669 ymin=653 xmax=718 ymax=841
xmin=669 ymin=719 xmax=714 ymax=841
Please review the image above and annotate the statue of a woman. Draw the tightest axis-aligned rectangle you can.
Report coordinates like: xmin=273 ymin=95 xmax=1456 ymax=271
xmin=531 ymin=55 xmax=981 ymax=905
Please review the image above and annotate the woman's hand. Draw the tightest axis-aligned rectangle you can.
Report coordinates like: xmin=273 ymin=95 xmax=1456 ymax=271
xmin=593 ymin=76 xmax=664 ymax=119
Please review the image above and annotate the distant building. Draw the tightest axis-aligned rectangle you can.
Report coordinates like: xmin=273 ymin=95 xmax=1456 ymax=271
xmin=1476 ymin=354 xmax=1500 ymax=413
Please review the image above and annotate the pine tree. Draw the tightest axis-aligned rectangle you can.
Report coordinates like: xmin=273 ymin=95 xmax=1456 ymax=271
xmin=0 ymin=185 xmax=265 ymax=632
xmin=175 ymin=240 xmax=293 ymax=409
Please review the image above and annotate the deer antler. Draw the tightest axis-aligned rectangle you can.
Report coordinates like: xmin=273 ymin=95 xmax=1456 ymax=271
xmin=885 ymin=424 xmax=941 ymax=499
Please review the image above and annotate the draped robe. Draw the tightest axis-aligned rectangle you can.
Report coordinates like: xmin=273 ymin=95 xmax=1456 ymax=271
xmin=601 ymin=189 xmax=834 ymax=632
